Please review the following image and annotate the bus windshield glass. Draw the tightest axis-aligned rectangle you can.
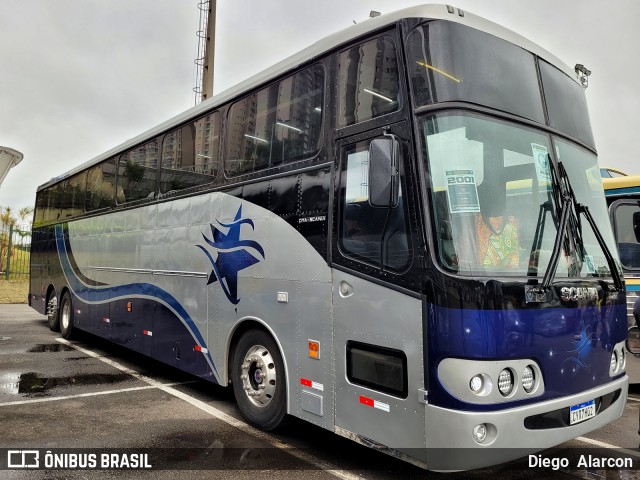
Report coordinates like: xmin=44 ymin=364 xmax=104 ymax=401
xmin=407 ymin=21 xmax=595 ymax=148
xmin=422 ymin=111 xmax=617 ymax=278
xmin=407 ymin=20 xmax=545 ymax=124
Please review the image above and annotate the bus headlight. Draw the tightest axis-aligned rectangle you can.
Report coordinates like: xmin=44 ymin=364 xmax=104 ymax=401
xmin=610 ymin=351 xmax=619 ymax=374
xmin=498 ymin=369 xmax=514 ymax=396
xmin=468 ymin=373 xmax=492 ymax=396
xmin=472 ymin=424 xmax=487 ymax=443
xmin=438 ymin=358 xmax=544 ymax=404
xmin=522 ymin=365 xmax=535 ymax=393
xmin=470 ymin=375 xmax=483 ymax=393
xmin=609 ymin=341 xmax=628 ymax=376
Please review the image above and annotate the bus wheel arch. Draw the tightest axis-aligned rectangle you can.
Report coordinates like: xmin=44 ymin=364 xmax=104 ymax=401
xmin=229 ymin=321 xmax=288 ymax=431
xmin=58 ymin=289 xmax=75 ymax=339
xmin=46 ymin=285 xmax=59 ymax=331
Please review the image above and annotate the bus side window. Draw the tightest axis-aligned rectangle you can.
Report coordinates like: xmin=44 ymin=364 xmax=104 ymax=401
xmin=340 ymin=140 xmax=410 ymax=270
xmin=85 ymin=159 xmax=118 ymax=212
xmin=337 ymin=35 xmax=400 ymax=128
xmin=60 ymin=171 xmax=86 ymax=219
xmin=226 ymin=65 xmax=324 ymax=177
xmin=160 ymin=113 xmax=219 ymax=195
xmin=118 ymin=141 xmax=158 ymax=203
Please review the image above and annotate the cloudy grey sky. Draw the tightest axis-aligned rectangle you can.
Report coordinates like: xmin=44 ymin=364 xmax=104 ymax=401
xmin=1 ymin=0 xmax=638 ymax=212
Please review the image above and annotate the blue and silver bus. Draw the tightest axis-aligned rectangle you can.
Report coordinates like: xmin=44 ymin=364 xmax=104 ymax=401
xmin=29 ymin=5 xmax=628 ymax=471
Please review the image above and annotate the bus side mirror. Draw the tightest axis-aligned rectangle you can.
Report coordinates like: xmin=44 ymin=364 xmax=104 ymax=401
xmin=626 ymin=326 xmax=640 ymax=357
xmin=368 ymin=136 xmax=399 ymax=208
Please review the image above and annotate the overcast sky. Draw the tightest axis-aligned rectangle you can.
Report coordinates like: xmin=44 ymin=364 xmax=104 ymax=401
xmin=1 ymin=0 xmax=638 ymax=212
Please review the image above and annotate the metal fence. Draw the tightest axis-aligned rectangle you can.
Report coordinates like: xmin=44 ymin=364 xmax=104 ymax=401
xmin=0 ymin=221 xmax=31 ymax=280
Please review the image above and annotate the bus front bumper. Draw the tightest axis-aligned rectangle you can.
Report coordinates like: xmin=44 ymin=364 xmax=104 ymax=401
xmin=424 ymin=375 xmax=628 ymax=471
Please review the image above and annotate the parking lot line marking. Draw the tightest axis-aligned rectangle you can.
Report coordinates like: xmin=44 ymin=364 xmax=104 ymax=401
xmin=576 ymin=436 xmax=640 ymax=458
xmin=626 ymin=396 xmax=640 ymax=402
xmin=55 ymin=337 xmax=364 ymax=480
xmin=0 ymin=384 xmax=159 ymax=407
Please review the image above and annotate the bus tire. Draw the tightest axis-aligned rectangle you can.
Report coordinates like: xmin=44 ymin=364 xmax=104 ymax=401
xmin=231 ymin=328 xmax=287 ymax=431
xmin=59 ymin=291 xmax=74 ymax=339
xmin=47 ymin=292 xmax=59 ymax=332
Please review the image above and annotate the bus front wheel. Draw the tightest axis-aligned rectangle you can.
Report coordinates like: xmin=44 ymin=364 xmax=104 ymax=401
xmin=231 ymin=329 xmax=287 ymax=431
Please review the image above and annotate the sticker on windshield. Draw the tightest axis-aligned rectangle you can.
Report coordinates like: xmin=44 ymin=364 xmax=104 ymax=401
xmin=446 ymin=170 xmax=480 ymax=214
xmin=584 ymin=255 xmax=596 ymax=274
xmin=532 ymin=144 xmax=551 ymax=183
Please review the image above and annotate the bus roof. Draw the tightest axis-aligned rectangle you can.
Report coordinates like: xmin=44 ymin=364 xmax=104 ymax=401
xmin=37 ymin=3 xmax=580 ymax=192
xmin=603 ymin=175 xmax=640 ymax=196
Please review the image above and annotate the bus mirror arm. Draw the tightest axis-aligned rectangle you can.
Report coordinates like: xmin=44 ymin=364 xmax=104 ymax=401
xmin=368 ymin=135 xmax=400 ymax=209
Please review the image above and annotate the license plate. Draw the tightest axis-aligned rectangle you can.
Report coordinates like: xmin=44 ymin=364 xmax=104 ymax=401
xmin=570 ymin=399 xmax=596 ymax=425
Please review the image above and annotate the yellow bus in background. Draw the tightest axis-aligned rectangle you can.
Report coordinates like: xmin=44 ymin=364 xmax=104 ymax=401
xmin=603 ymin=175 xmax=640 ymax=381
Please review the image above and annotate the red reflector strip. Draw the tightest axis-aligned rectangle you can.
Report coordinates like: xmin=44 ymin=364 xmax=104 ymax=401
xmin=300 ymin=378 xmax=324 ymax=391
xmin=143 ymin=330 xmax=153 ymax=337
xmin=194 ymin=345 xmax=208 ymax=354
xmin=359 ymin=395 xmax=390 ymax=412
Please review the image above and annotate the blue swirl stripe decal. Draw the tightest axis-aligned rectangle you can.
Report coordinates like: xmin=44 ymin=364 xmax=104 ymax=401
xmin=55 ymin=224 xmax=218 ymax=377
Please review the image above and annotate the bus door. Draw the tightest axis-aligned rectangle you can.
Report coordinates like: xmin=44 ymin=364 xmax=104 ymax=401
xmin=332 ymin=124 xmax=426 ymax=457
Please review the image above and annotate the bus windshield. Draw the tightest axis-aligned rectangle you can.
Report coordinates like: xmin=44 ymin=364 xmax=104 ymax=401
xmin=407 ymin=20 xmax=595 ymax=147
xmin=422 ymin=111 xmax=617 ymax=278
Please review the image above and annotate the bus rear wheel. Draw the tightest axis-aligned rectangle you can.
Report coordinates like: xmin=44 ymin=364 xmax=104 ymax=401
xmin=231 ymin=329 xmax=287 ymax=431
xmin=47 ymin=292 xmax=59 ymax=332
xmin=59 ymin=291 xmax=75 ymax=339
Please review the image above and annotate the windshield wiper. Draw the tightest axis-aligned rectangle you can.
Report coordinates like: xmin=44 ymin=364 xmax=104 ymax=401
xmin=557 ymin=162 xmax=624 ymax=291
xmin=535 ymin=159 xmax=623 ymax=292
xmin=528 ymin=155 xmax=561 ymax=277
xmin=536 ymin=160 xmax=572 ymax=291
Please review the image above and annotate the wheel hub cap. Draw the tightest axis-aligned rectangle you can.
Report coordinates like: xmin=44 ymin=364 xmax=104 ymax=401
xmin=240 ymin=345 xmax=276 ymax=407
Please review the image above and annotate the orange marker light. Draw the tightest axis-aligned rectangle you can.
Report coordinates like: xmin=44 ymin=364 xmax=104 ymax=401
xmin=127 ymin=302 xmax=132 ymax=312
xmin=308 ymin=340 xmax=320 ymax=359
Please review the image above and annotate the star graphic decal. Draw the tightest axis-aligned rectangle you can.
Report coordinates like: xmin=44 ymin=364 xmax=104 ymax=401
xmin=563 ymin=324 xmax=592 ymax=373
xmin=196 ymin=205 xmax=265 ymax=305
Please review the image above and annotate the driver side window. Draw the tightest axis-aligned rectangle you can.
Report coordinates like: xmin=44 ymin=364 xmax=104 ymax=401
xmin=340 ymin=139 xmax=410 ymax=270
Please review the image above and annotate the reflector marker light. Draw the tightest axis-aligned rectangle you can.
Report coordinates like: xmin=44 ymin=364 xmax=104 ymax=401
xmin=143 ymin=330 xmax=153 ymax=337
xmin=359 ymin=395 xmax=390 ymax=412
xmin=300 ymin=378 xmax=324 ymax=391
xmin=308 ymin=340 xmax=320 ymax=359
xmin=194 ymin=345 xmax=208 ymax=354
xmin=101 ymin=317 xmax=110 ymax=323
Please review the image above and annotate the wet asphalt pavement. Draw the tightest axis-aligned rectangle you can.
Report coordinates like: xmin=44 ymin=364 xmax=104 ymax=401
xmin=0 ymin=304 xmax=639 ymax=480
